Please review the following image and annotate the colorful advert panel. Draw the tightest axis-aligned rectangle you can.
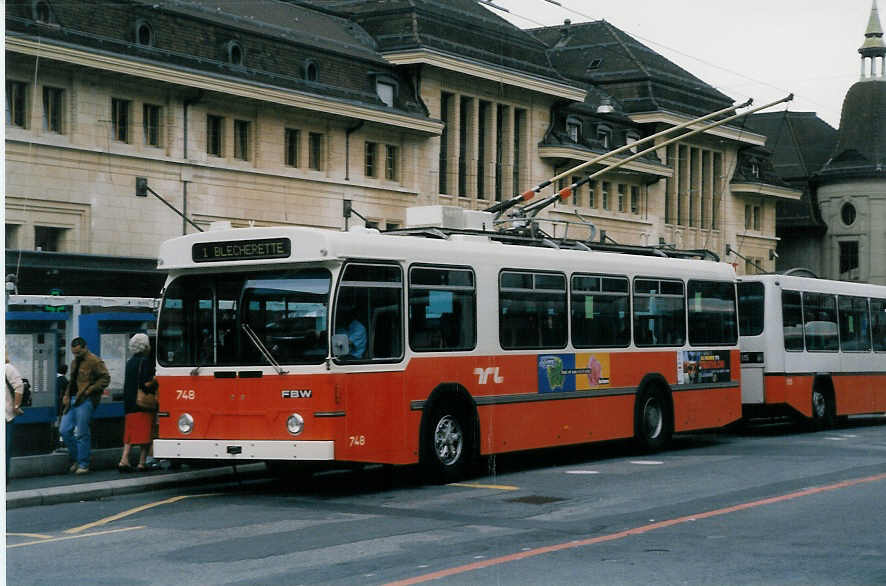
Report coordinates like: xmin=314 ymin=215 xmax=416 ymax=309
xmin=537 ymin=353 xmax=611 ymax=393
xmin=677 ymin=350 xmax=731 ymax=384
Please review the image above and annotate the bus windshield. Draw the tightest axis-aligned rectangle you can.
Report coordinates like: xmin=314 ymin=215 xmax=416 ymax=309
xmin=158 ymin=268 xmax=331 ymax=367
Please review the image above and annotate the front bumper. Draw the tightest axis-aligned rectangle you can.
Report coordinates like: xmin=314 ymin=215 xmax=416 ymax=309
xmin=153 ymin=439 xmax=335 ymax=460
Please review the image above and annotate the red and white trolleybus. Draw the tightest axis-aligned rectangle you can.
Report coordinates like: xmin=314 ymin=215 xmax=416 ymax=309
xmin=738 ymin=272 xmax=886 ymax=425
xmin=152 ymin=208 xmax=743 ymax=481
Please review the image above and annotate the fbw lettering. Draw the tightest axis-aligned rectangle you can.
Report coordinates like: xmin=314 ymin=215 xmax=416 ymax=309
xmin=281 ymin=389 xmax=312 ymax=398
xmin=473 ymin=367 xmax=503 ymax=385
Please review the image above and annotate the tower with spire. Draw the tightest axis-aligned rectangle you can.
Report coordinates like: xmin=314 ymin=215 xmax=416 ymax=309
xmin=813 ymin=0 xmax=886 ymax=284
xmin=859 ymin=0 xmax=886 ymax=79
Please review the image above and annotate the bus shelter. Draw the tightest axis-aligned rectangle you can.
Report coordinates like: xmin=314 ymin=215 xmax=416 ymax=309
xmin=5 ymin=295 xmax=157 ymax=455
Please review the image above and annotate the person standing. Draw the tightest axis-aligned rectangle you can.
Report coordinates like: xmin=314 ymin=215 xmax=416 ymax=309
xmin=53 ymin=363 xmax=69 ymax=450
xmin=118 ymin=334 xmax=156 ymax=472
xmin=5 ymin=354 xmax=25 ymax=484
xmin=60 ymin=337 xmax=110 ymax=474
xmin=55 ymin=364 xmax=69 ymax=417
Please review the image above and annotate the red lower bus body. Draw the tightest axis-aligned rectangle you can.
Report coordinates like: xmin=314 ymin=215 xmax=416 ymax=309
xmin=156 ymin=349 xmax=742 ymax=464
xmin=763 ymin=372 xmax=886 ymax=419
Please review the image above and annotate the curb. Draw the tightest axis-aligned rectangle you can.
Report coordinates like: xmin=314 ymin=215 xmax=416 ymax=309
xmin=5 ymin=462 xmax=267 ymax=509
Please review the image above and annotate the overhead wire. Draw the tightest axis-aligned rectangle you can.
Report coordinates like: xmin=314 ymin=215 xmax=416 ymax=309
xmin=483 ymin=0 xmax=835 ymax=121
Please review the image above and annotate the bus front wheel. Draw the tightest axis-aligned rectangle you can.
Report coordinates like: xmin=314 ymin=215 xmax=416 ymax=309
xmin=422 ymin=404 xmax=471 ymax=484
xmin=635 ymin=386 xmax=672 ymax=452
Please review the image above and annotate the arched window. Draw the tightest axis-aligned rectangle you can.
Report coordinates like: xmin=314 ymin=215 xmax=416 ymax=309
xmin=305 ymin=60 xmax=318 ymax=82
xmin=596 ymin=124 xmax=612 ymax=149
xmin=33 ymin=0 xmax=55 ymax=24
xmin=566 ymin=116 xmax=582 ymax=143
xmin=225 ymin=41 xmax=244 ymax=66
xmin=135 ymin=20 xmax=153 ymax=46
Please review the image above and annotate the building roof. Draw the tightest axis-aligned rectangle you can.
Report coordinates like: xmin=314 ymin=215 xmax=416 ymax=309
xmin=529 ymin=19 xmax=735 ymax=117
xmin=818 ymin=80 xmax=886 ymax=181
xmin=6 ymin=0 xmax=426 ymax=115
xmin=744 ymin=112 xmax=837 ymax=181
xmin=144 ymin=0 xmax=385 ymax=62
xmin=743 ymin=111 xmax=838 ymax=229
xmin=314 ymin=0 xmax=565 ymax=81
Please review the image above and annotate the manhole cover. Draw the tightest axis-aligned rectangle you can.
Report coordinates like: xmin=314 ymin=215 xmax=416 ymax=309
xmin=507 ymin=495 xmax=566 ymax=505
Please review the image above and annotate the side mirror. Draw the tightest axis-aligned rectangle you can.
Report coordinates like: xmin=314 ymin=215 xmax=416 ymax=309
xmin=331 ymin=334 xmax=350 ymax=358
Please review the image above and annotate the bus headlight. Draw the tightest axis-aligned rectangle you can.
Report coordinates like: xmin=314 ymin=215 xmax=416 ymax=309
xmin=286 ymin=413 xmax=304 ymax=436
xmin=178 ymin=413 xmax=194 ymax=434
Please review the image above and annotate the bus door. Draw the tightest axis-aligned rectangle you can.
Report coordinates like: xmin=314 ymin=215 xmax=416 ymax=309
xmin=332 ymin=262 xmax=407 ymax=463
xmin=737 ymin=281 xmax=766 ymax=404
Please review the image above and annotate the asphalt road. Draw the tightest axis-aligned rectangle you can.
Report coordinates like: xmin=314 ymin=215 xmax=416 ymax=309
xmin=7 ymin=417 xmax=886 ymax=585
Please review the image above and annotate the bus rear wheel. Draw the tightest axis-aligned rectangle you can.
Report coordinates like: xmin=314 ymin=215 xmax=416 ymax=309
xmin=810 ymin=387 xmax=835 ymax=429
xmin=422 ymin=404 xmax=471 ymax=484
xmin=635 ymin=386 xmax=672 ymax=452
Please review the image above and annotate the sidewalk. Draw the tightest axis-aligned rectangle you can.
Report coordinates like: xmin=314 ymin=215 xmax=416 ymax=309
xmin=5 ymin=449 xmax=267 ymax=510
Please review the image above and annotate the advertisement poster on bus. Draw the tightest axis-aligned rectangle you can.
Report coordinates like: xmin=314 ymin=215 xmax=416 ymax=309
xmin=537 ymin=353 xmax=611 ymax=393
xmin=677 ymin=350 xmax=731 ymax=384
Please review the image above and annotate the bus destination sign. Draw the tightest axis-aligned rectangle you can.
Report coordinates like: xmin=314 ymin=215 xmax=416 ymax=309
xmin=192 ymin=238 xmax=291 ymax=263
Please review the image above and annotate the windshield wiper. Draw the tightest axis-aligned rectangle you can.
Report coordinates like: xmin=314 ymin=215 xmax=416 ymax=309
xmin=241 ymin=323 xmax=287 ymax=375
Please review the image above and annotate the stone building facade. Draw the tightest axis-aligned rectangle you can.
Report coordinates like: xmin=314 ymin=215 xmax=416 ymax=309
xmin=5 ymin=0 xmax=796 ymax=296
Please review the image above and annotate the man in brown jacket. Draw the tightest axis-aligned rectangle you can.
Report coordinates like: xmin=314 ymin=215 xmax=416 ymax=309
xmin=60 ymin=337 xmax=110 ymax=474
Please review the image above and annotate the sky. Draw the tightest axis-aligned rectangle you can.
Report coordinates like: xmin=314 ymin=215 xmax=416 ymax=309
xmin=483 ymin=0 xmax=880 ymax=128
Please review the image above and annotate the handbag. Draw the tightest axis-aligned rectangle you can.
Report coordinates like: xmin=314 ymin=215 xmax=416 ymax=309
xmin=136 ymin=372 xmax=159 ymax=412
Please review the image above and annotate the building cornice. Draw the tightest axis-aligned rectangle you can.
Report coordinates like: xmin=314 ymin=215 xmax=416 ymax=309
xmin=7 ymin=35 xmax=443 ymax=135
xmin=629 ymin=111 xmax=767 ymax=146
xmin=537 ymin=146 xmax=673 ymax=177
xmin=381 ymin=48 xmax=587 ymax=102
xmin=731 ymin=182 xmax=803 ymax=200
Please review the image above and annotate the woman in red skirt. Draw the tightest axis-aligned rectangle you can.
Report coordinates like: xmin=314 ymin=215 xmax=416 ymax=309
xmin=118 ymin=333 xmax=156 ymax=472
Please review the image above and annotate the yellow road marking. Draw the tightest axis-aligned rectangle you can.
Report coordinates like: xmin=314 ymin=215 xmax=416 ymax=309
xmin=448 ymin=482 xmax=519 ymax=491
xmin=64 ymin=493 xmax=219 ymax=535
xmin=9 ymin=526 xmax=144 ymax=548
xmin=6 ymin=532 xmax=53 ymax=540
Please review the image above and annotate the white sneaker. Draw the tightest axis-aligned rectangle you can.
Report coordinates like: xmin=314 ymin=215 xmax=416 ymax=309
xmin=74 ymin=467 xmax=90 ymax=475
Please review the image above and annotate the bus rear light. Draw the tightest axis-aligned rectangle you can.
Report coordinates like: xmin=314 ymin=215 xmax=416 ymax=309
xmin=178 ymin=413 xmax=195 ymax=434
xmin=741 ymin=352 xmax=764 ymax=364
xmin=287 ymin=413 xmax=305 ymax=436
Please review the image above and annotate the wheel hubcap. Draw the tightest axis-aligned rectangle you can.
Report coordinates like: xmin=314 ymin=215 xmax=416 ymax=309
xmin=643 ymin=397 xmax=663 ymax=439
xmin=434 ymin=414 xmax=463 ymax=466
xmin=812 ymin=391 xmax=826 ymax=419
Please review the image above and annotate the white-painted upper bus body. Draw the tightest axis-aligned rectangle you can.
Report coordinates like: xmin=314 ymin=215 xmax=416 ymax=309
xmin=738 ymin=273 xmax=886 ymax=405
xmin=157 ymin=224 xmax=737 ymax=377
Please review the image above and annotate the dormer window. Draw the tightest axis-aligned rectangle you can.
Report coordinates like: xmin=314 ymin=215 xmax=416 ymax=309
xmin=135 ymin=20 xmax=153 ymax=47
xmin=373 ymin=76 xmax=398 ymax=107
xmin=225 ymin=40 xmax=244 ymax=66
xmin=305 ymin=60 xmax=318 ymax=82
xmin=625 ymin=131 xmax=640 ymax=153
xmin=33 ymin=0 xmax=55 ymax=24
xmin=566 ymin=116 xmax=581 ymax=143
xmin=749 ymin=161 xmax=760 ymax=178
xmin=596 ymin=124 xmax=612 ymax=149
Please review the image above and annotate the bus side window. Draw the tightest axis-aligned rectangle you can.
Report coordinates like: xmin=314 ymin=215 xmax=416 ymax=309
xmin=632 ymin=278 xmax=685 ymax=347
xmin=687 ymin=280 xmax=737 ymax=346
xmin=499 ymin=271 xmax=567 ymax=350
xmin=335 ymin=263 xmax=403 ymax=362
xmin=409 ymin=266 xmax=476 ymax=352
xmin=571 ymin=274 xmax=630 ymax=348
xmin=838 ymin=295 xmax=871 ymax=352
xmin=803 ymin=292 xmax=838 ymax=352
xmin=782 ymin=290 xmax=804 ymax=351
xmin=873 ymin=298 xmax=886 ymax=352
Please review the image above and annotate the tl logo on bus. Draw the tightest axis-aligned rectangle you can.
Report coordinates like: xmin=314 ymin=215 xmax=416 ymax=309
xmin=474 ymin=367 xmax=503 ymax=385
